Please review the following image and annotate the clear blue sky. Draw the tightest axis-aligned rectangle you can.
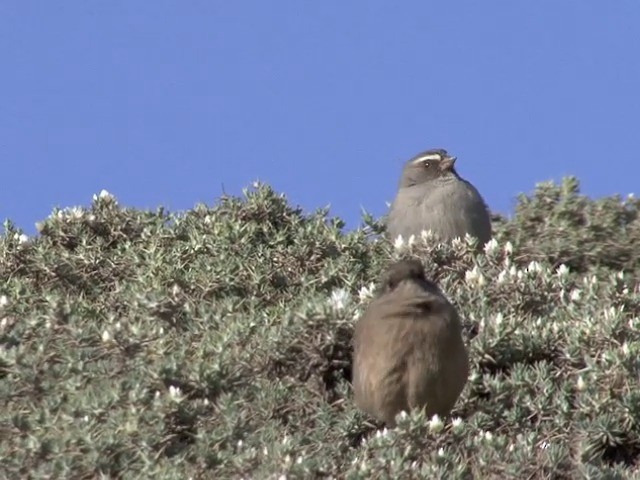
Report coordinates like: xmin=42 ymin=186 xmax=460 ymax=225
xmin=2 ymin=2 xmax=640 ymax=234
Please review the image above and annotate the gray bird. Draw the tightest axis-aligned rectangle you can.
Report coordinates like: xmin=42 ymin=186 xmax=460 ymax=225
xmin=386 ymin=149 xmax=492 ymax=247
xmin=352 ymin=259 xmax=469 ymax=427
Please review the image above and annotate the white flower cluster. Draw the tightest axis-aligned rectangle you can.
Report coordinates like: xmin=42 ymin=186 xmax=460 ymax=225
xmin=392 ymin=229 xmax=443 ymax=251
xmin=357 ymin=283 xmax=376 ymax=301
xmin=56 ymin=206 xmax=86 ymax=220
xmin=465 ymin=266 xmax=486 ymax=287
xmin=151 ymin=385 xmax=184 ymax=405
xmin=92 ymin=189 xmax=117 ymax=203
xmin=35 ymin=189 xmax=117 ymax=232
xmin=483 ymin=238 xmax=499 ymax=254
xmin=10 ymin=232 xmax=30 ymax=245
xmin=328 ymin=288 xmax=350 ymax=311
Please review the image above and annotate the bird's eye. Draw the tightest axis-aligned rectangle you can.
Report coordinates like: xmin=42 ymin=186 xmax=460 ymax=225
xmin=423 ymin=161 xmax=431 ymax=168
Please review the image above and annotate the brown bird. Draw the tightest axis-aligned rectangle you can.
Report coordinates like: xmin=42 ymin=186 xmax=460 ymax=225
xmin=352 ymin=259 xmax=469 ymax=426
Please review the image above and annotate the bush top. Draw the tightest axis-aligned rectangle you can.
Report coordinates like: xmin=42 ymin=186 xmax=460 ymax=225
xmin=2 ymin=178 xmax=640 ymax=478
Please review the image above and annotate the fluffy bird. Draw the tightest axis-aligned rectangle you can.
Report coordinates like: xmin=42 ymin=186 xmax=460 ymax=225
xmin=386 ymin=149 xmax=492 ymax=247
xmin=352 ymin=258 xmax=469 ymax=426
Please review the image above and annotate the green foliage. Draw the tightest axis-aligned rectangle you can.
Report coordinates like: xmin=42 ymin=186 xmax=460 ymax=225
xmin=494 ymin=176 xmax=640 ymax=274
xmin=2 ymin=179 xmax=640 ymax=478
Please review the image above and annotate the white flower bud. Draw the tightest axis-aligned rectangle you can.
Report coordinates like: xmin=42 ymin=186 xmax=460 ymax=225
xmin=393 ymin=235 xmax=405 ymax=250
xmin=358 ymin=283 xmax=376 ymax=301
xmin=329 ymin=288 xmax=350 ymax=311
xmin=483 ymin=238 xmax=499 ymax=254
xmin=428 ymin=414 xmax=444 ymax=433
xmin=451 ymin=417 xmax=463 ymax=431
xmin=556 ymin=264 xmax=569 ymax=277
xmin=504 ymin=241 xmax=513 ymax=254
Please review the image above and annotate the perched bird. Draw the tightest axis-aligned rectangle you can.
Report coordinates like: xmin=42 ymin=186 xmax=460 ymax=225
xmin=352 ymin=259 xmax=469 ymax=427
xmin=386 ymin=148 xmax=492 ymax=247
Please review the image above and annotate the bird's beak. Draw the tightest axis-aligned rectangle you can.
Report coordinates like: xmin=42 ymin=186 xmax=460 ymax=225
xmin=440 ymin=156 xmax=457 ymax=171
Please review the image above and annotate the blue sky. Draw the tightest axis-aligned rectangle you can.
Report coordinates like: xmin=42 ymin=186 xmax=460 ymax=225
xmin=2 ymin=2 xmax=640 ymax=234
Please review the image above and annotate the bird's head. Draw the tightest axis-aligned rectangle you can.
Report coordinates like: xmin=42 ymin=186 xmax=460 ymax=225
xmin=377 ymin=259 xmax=446 ymax=313
xmin=398 ymin=149 xmax=459 ymax=188
xmin=383 ymin=258 xmax=426 ymax=292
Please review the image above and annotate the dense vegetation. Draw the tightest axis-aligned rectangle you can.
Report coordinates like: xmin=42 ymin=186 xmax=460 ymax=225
xmin=2 ymin=177 xmax=640 ymax=478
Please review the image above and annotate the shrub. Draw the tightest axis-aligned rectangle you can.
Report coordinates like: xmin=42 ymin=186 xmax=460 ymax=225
xmin=1 ymin=179 xmax=640 ymax=478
